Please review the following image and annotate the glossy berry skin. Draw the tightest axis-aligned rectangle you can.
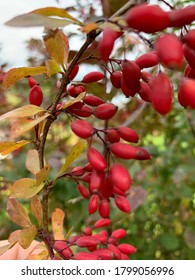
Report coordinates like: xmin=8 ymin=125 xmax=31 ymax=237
xmin=71 ymin=119 xmax=94 ymax=139
xmin=107 ymin=129 xmax=120 ymax=143
xmin=135 ymin=51 xmax=159 ymax=69
xmin=150 ymin=72 xmax=173 ymax=115
xmin=125 ymin=4 xmax=170 ymax=33
xmin=82 ymin=71 xmax=105 ymax=83
xmin=110 ymin=163 xmax=132 ymax=192
xmin=94 ymin=103 xmax=118 ymax=120
xmin=184 ymin=65 xmax=195 ymax=79
xmin=87 ymin=147 xmax=107 ymax=171
xmin=76 ymin=236 xmax=100 ymax=247
xmin=122 ymin=60 xmax=141 ymax=90
xmin=83 ymin=94 xmax=104 ymax=107
xmin=98 ymin=199 xmax=110 ymax=218
xmin=114 ymin=195 xmax=131 ymax=213
xmin=118 ymin=244 xmax=137 ymax=255
xmin=94 ymin=218 xmax=111 ymax=228
xmin=178 ymin=78 xmax=195 ymax=108
xmin=184 ymin=29 xmax=195 ymax=50
xmin=29 ymin=85 xmax=43 ymax=106
xmin=155 ymin=34 xmax=183 ymax=68
xmin=117 ymin=126 xmax=139 ymax=143
xmin=99 ymin=28 xmax=117 ymax=61
xmin=110 ymin=71 xmax=122 ymax=88
xmin=74 ymin=252 xmax=99 ymax=260
xmin=138 ymin=81 xmax=152 ymax=102
xmin=111 ymin=228 xmax=127 ymax=239
xmin=69 ymin=64 xmax=79 ymax=80
xmin=90 ymin=169 xmax=105 ymax=192
xmin=183 ymin=44 xmax=195 ymax=69
xmin=168 ymin=5 xmax=195 ymax=27
xmin=28 ymin=77 xmax=37 ymax=88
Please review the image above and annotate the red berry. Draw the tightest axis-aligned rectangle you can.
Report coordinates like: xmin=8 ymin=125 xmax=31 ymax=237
xmin=69 ymin=63 xmax=79 ymax=80
xmin=114 ymin=195 xmax=131 ymax=213
xmin=53 ymin=240 xmax=73 ymax=259
xmin=100 ymin=175 xmax=113 ymax=199
xmin=111 ymin=228 xmax=127 ymax=239
xmin=67 ymin=84 xmax=85 ymax=98
xmin=107 ymin=129 xmax=120 ymax=143
xmin=168 ymin=5 xmax=195 ymax=27
xmin=135 ymin=51 xmax=159 ymax=69
xmin=88 ymin=194 xmax=99 ymax=214
xmin=183 ymin=43 xmax=195 ymax=69
xmin=76 ymin=236 xmax=100 ymax=247
xmin=72 ymin=105 xmax=93 ymax=118
xmin=178 ymin=78 xmax=195 ymax=108
xmin=71 ymin=119 xmax=94 ymax=139
xmin=94 ymin=218 xmax=111 ymax=228
xmin=74 ymin=252 xmax=99 ymax=260
xmin=122 ymin=60 xmax=141 ymax=90
xmin=83 ymin=227 xmax=92 ymax=236
xmin=83 ymin=94 xmax=104 ymax=107
xmin=29 ymin=85 xmax=43 ymax=106
xmin=121 ymin=78 xmax=138 ymax=98
xmin=117 ymin=126 xmax=139 ymax=143
xmin=184 ymin=65 xmax=195 ymax=79
xmin=155 ymin=33 xmax=183 ymax=68
xmin=138 ymin=81 xmax=152 ymax=102
xmin=118 ymin=243 xmax=137 ymax=255
xmin=89 ymin=170 xmax=105 ymax=192
xmin=110 ymin=71 xmax=122 ymax=88
xmin=184 ymin=29 xmax=195 ymax=51
xmin=93 ymin=248 xmax=114 ymax=260
xmin=99 ymin=28 xmax=117 ymax=61
xmin=77 ymin=183 xmax=89 ymax=198
xmin=107 ymin=244 xmax=122 ymax=260
xmin=125 ymin=4 xmax=169 ymax=33
xmin=82 ymin=71 xmax=105 ymax=83
xmin=87 ymin=147 xmax=107 ymax=171
xmin=98 ymin=199 xmax=110 ymax=218
xmin=110 ymin=163 xmax=132 ymax=193
xmin=28 ymin=77 xmax=37 ymax=88
xmin=94 ymin=103 xmax=118 ymax=120
xmin=110 ymin=142 xmax=151 ymax=160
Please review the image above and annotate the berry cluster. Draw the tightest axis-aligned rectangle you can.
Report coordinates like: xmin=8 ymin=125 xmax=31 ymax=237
xmin=52 ymin=219 xmax=136 ymax=260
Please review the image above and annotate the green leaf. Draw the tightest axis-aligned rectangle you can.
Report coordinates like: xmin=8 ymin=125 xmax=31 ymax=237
xmin=43 ymin=29 xmax=69 ymax=67
xmin=10 ymin=178 xmax=45 ymax=199
xmin=57 ymin=139 xmax=87 ymax=178
xmin=0 ymin=105 xmax=47 ymax=121
xmin=7 ymin=198 xmax=32 ymax=227
xmin=0 ymin=140 xmax=30 ymax=156
xmin=159 ymin=233 xmax=180 ymax=251
xmin=30 ymin=195 xmax=43 ymax=227
xmin=3 ymin=66 xmax=47 ymax=89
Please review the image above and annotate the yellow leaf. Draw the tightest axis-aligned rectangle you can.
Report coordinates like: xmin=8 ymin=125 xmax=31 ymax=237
xmin=30 ymin=195 xmax=43 ymax=227
xmin=7 ymin=198 xmax=32 ymax=227
xmin=10 ymin=178 xmax=45 ymax=199
xmin=52 ymin=208 xmax=65 ymax=240
xmin=31 ymin=7 xmax=83 ymax=25
xmin=43 ymin=29 xmax=69 ymax=67
xmin=18 ymin=226 xmax=37 ymax=249
xmin=10 ymin=113 xmax=50 ymax=139
xmin=57 ymin=139 xmax=87 ymax=178
xmin=60 ymin=92 xmax=86 ymax=110
xmin=0 ymin=105 xmax=47 ymax=121
xmin=0 ymin=140 xmax=30 ymax=156
xmin=46 ymin=59 xmax=61 ymax=77
xmin=79 ymin=22 xmax=98 ymax=33
xmin=36 ymin=165 xmax=50 ymax=185
xmin=3 ymin=66 xmax=47 ymax=89
xmin=26 ymin=150 xmax=40 ymax=175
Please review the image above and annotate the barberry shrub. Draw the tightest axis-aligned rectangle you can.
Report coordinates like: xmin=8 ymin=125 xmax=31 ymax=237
xmin=0 ymin=0 xmax=195 ymax=260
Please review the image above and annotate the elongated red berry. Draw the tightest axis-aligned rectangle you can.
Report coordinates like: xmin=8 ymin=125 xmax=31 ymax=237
xmin=67 ymin=84 xmax=85 ymax=98
xmin=28 ymin=77 xmax=37 ymax=88
xmin=135 ymin=51 xmax=159 ymax=69
xmin=94 ymin=218 xmax=111 ymax=228
xmin=74 ymin=252 xmax=100 ymax=260
xmin=94 ymin=103 xmax=118 ymax=120
xmin=121 ymin=78 xmax=138 ymax=98
xmin=29 ymin=85 xmax=43 ymax=106
xmin=93 ymin=248 xmax=114 ymax=260
xmin=71 ymin=119 xmax=94 ymax=139
xmin=155 ymin=33 xmax=183 ymax=68
xmin=107 ymin=129 xmax=120 ymax=143
xmin=77 ymin=183 xmax=89 ymax=198
xmin=168 ymin=5 xmax=195 ymax=27
xmin=150 ymin=72 xmax=173 ymax=115
xmin=90 ymin=170 xmax=105 ymax=192
xmin=111 ymin=228 xmax=127 ymax=239
xmin=82 ymin=227 xmax=92 ymax=236
xmin=72 ymin=105 xmax=93 ymax=118
xmin=178 ymin=78 xmax=195 ymax=108
xmin=87 ymin=147 xmax=107 ymax=171
xmin=84 ymin=94 xmax=104 ymax=106
xmin=110 ymin=142 xmax=151 ymax=160
xmin=110 ymin=71 xmax=122 ymax=88
xmin=82 ymin=71 xmax=105 ymax=83
xmin=114 ymin=195 xmax=131 ymax=213
xmin=53 ymin=240 xmax=73 ymax=259
xmin=184 ymin=29 xmax=195 ymax=50
xmin=69 ymin=63 xmax=79 ymax=80
xmin=76 ymin=236 xmax=100 ymax=247
xmin=99 ymin=28 xmax=117 ymax=61
xmin=110 ymin=163 xmax=132 ymax=192
xmin=183 ymin=43 xmax=195 ymax=69
xmin=100 ymin=175 xmax=113 ymax=199
xmin=88 ymin=194 xmax=99 ymax=214
xmin=98 ymin=199 xmax=110 ymax=218
xmin=139 ymin=81 xmax=152 ymax=102
xmin=122 ymin=60 xmax=141 ymax=90
xmin=118 ymin=243 xmax=137 ymax=255
xmin=125 ymin=4 xmax=169 ymax=33
xmin=117 ymin=126 xmax=139 ymax=143
xmin=107 ymin=244 xmax=122 ymax=260
xmin=184 ymin=65 xmax=195 ymax=79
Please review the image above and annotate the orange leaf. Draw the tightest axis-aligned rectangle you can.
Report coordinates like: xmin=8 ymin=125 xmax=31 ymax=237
xmin=3 ymin=66 xmax=47 ymax=89
xmin=52 ymin=208 xmax=65 ymax=240
xmin=30 ymin=195 xmax=43 ymax=227
xmin=10 ymin=178 xmax=44 ymax=199
xmin=26 ymin=150 xmax=40 ymax=175
xmin=79 ymin=22 xmax=98 ymax=33
xmin=36 ymin=165 xmax=50 ymax=185
xmin=43 ymin=29 xmax=69 ymax=67
xmin=0 ymin=140 xmax=30 ymax=156
xmin=7 ymin=198 xmax=32 ymax=227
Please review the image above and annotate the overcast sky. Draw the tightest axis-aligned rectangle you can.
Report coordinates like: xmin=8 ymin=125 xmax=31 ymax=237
xmin=0 ymin=0 xmax=77 ymax=68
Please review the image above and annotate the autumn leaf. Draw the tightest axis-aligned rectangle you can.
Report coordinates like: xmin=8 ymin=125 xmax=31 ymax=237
xmin=10 ymin=113 xmax=50 ymax=138
xmin=52 ymin=208 xmax=65 ymax=240
xmin=46 ymin=59 xmax=61 ymax=77
xmin=79 ymin=22 xmax=98 ymax=33
xmin=30 ymin=195 xmax=43 ymax=227
xmin=10 ymin=178 xmax=45 ymax=199
xmin=43 ymin=29 xmax=69 ymax=67
xmin=3 ymin=66 xmax=47 ymax=89
xmin=19 ymin=226 xmax=37 ymax=249
xmin=36 ymin=165 xmax=50 ymax=185
xmin=26 ymin=150 xmax=40 ymax=175
xmin=0 ymin=241 xmax=17 ymax=256
xmin=7 ymin=198 xmax=32 ymax=228
xmin=57 ymin=139 xmax=87 ymax=178
xmin=26 ymin=242 xmax=48 ymax=260
xmin=60 ymin=92 xmax=86 ymax=110
xmin=0 ymin=105 xmax=47 ymax=121
xmin=0 ymin=140 xmax=30 ymax=156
